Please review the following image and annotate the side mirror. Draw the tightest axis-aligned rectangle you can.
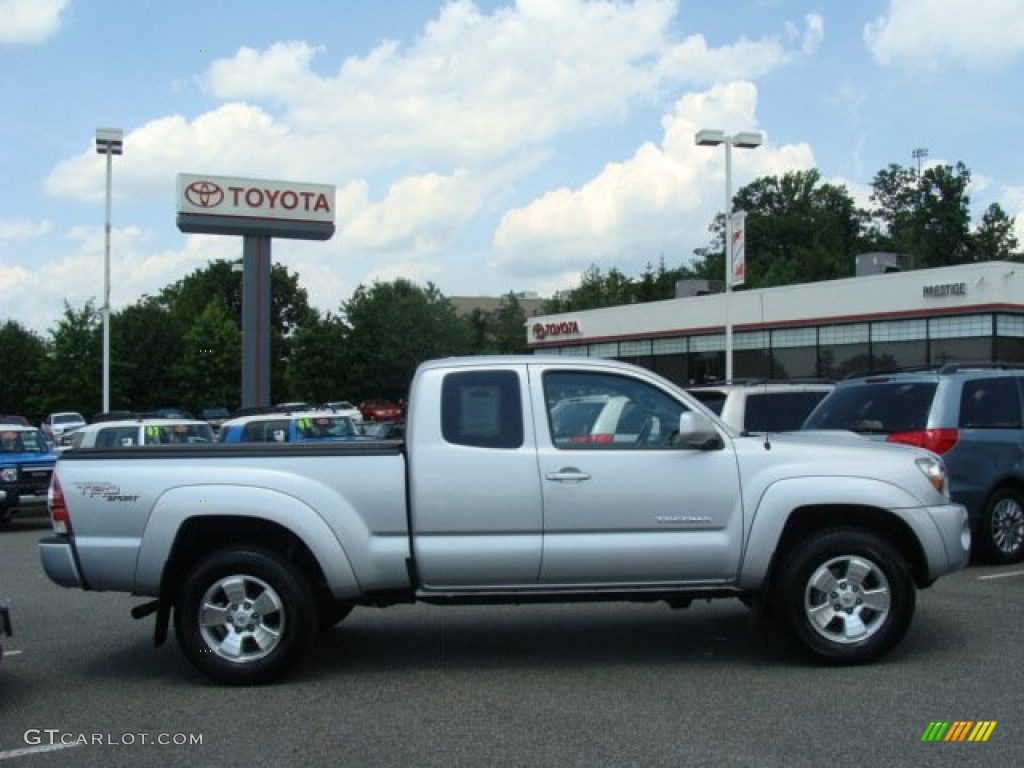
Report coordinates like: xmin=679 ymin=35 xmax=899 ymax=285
xmin=677 ymin=411 xmax=724 ymax=450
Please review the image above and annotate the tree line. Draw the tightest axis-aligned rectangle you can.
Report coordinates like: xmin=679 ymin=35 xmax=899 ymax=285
xmin=545 ymin=159 xmax=1020 ymax=311
xmin=1 ymin=158 xmax=1018 ymax=424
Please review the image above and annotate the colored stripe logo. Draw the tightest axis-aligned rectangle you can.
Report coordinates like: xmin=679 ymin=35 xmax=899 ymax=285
xmin=921 ymin=721 xmax=997 ymax=742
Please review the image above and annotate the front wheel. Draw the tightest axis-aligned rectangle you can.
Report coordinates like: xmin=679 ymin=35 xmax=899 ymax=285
xmin=775 ymin=529 xmax=915 ymax=665
xmin=975 ymin=488 xmax=1024 ymax=565
xmin=174 ymin=547 xmax=317 ymax=685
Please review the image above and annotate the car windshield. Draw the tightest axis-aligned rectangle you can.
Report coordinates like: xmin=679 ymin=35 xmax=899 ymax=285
xmin=745 ymin=391 xmax=831 ymax=432
xmin=0 ymin=429 xmax=47 ymax=453
xmin=803 ymin=381 xmax=937 ymax=434
xmin=295 ymin=415 xmax=358 ymax=440
xmin=55 ymin=413 xmax=84 ymax=424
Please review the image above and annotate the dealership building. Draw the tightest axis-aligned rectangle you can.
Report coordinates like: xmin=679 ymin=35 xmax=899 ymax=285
xmin=525 ymin=260 xmax=1024 ymax=384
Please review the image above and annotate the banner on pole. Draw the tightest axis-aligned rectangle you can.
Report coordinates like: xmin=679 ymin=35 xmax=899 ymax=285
xmin=729 ymin=210 xmax=746 ymax=287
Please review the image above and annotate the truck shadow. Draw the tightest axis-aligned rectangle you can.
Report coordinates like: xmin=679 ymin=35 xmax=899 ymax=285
xmin=303 ymin=602 xmax=804 ymax=677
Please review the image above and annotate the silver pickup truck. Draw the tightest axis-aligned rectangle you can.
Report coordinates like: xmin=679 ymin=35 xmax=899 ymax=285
xmin=39 ymin=356 xmax=970 ymax=685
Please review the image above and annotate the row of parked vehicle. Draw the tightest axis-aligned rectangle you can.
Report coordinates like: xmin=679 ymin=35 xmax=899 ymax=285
xmin=0 ymin=400 xmax=406 ymax=527
xmin=5 ymin=364 xmax=1024 ymax=565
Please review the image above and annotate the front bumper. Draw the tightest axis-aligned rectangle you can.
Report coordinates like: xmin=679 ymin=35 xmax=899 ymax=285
xmin=923 ymin=502 xmax=971 ymax=579
xmin=38 ymin=536 xmax=85 ymax=588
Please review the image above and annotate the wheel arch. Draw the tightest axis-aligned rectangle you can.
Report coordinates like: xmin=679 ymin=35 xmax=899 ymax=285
xmin=160 ymin=516 xmax=334 ymax=615
xmin=744 ymin=505 xmax=930 ymax=606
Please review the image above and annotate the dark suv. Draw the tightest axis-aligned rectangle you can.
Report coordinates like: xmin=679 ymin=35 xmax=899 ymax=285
xmin=803 ymin=364 xmax=1024 ymax=564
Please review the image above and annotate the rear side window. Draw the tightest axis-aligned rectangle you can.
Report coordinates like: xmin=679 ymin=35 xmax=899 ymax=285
xmin=803 ymin=382 xmax=937 ymax=434
xmin=959 ymin=377 xmax=1022 ymax=428
xmin=745 ymin=391 xmax=831 ymax=432
xmin=688 ymin=390 xmax=727 ymax=415
xmin=441 ymin=370 xmax=523 ymax=449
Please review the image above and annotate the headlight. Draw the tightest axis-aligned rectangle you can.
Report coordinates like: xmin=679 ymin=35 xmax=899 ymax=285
xmin=915 ymin=456 xmax=948 ymax=496
xmin=1 ymin=467 xmax=16 ymax=482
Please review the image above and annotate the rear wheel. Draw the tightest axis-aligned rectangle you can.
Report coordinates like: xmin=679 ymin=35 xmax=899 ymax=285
xmin=174 ymin=547 xmax=317 ymax=685
xmin=775 ymin=529 xmax=915 ymax=665
xmin=975 ymin=488 xmax=1024 ymax=564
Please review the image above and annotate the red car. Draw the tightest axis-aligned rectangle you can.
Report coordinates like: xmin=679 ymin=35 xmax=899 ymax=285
xmin=358 ymin=399 xmax=402 ymax=422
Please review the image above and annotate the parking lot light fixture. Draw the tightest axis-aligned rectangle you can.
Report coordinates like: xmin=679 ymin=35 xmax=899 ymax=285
xmin=95 ymin=127 xmax=123 ymax=414
xmin=695 ymin=128 xmax=763 ymax=381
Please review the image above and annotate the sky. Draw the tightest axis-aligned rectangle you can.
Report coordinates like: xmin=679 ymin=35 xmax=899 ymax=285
xmin=2 ymin=0 xmax=1024 ymax=335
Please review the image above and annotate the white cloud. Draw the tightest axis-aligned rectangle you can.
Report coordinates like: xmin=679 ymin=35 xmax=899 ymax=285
xmin=0 ymin=0 xmax=67 ymax=45
xmin=494 ymin=81 xmax=815 ymax=278
xmin=865 ymin=0 xmax=1024 ymax=69
xmin=0 ymin=218 xmax=51 ymax=243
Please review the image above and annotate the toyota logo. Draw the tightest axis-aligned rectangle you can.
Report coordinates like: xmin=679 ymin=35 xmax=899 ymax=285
xmin=184 ymin=180 xmax=225 ymax=208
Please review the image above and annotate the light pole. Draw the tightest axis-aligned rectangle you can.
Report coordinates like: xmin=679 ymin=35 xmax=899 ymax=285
xmin=695 ymin=129 xmax=763 ymax=381
xmin=95 ymin=127 xmax=123 ymax=414
xmin=912 ymin=147 xmax=928 ymax=175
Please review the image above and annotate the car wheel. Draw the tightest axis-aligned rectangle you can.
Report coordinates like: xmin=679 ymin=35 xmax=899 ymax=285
xmin=775 ymin=528 xmax=915 ymax=665
xmin=174 ymin=547 xmax=316 ymax=685
xmin=976 ymin=488 xmax=1024 ymax=565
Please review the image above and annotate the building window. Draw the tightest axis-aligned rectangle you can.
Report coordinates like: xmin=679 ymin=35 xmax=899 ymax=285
xmin=653 ymin=337 xmax=686 ymax=355
xmin=588 ymin=342 xmax=619 ymax=358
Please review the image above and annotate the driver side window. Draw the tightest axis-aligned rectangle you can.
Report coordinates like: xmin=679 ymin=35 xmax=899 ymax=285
xmin=544 ymin=370 xmax=686 ymax=449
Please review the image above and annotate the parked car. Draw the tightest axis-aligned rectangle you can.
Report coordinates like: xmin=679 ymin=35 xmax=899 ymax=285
xmin=320 ymin=401 xmax=363 ymax=423
xmin=219 ymin=411 xmax=365 ymax=444
xmin=0 ymin=425 xmax=57 ymax=525
xmin=687 ymin=380 xmax=835 ymax=433
xmin=66 ymin=418 xmax=215 ymax=449
xmin=91 ymin=410 xmax=139 ymax=423
xmin=0 ymin=415 xmax=30 ymax=426
xmin=803 ymin=363 xmax=1024 ymax=564
xmin=359 ymin=399 xmax=403 ymax=422
xmin=140 ymin=407 xmax=194 ymax=420
xmin=360 ymin=420 xmax=405 ymax=439
xmin=40 ymin=411 xmax=86 ymax=443
xmin=200 ymin=407 xmax=232 ymax=433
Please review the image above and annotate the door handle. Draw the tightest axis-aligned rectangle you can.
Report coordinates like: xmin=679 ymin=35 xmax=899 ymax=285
xmin=545 ymin=467 xmax=591 ymax=483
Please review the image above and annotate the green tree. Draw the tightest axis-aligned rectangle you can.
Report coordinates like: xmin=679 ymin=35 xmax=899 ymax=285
xmin=0 ymin=320 xmax=49 ymax=423
xmin=173 ymin=297 xmax=241 ymax=413
xmin=342 ymin=279 xmax=473 ymax=400
xmin=110 ymin=298 xmax=186 ymax=411
xmin=729 ymin=169 xmax=866 ymax=287
xmin=158 ymin=259 xmax=315 ymax=404
xmin=868 ymin=162 xmax=973 ymax=268
xmin=970 ymin=203 xmax=1020 ymax=262
xmin=34 ymin=301 xmax=101 ymax=417
xmin=287 ymin=310 xmax=350 ymax=403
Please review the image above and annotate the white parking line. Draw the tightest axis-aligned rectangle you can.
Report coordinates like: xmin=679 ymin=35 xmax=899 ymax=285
xmin=979 ymin=570 xmax=1024 ymax=580
xmin=2 ymin=650 xmax=22 ymax=656
xmin=0 ymin=744 xmax=81 ymax=761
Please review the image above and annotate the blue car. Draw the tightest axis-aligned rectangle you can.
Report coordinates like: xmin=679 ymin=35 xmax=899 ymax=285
xmin=0 ymin=426 xmax=58 ymax=526
xmin=219 ymin=411 xmax=368 ymax=444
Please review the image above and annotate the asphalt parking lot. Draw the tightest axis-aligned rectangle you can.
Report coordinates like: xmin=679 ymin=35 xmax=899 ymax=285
xmin=1 ymin=516 xmax=1022 ymax=767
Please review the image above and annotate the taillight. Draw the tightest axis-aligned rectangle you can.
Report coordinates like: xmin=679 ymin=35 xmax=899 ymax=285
xmin=886 ymin=428 xmax=959 ymax=455
xmin=568 ymin=433 xmax=615 ymax=444
xmin=48 ymin=474 xmax=71 ymax=535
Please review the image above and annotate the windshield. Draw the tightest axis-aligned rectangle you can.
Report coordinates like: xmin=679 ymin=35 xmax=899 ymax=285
xmin=803 ymin=382 xmax=937 ymax=434
xmin=295 ymin=415 xmax=359 ymax=440
xmin=0 ymin=429 xmax=48 ymax=453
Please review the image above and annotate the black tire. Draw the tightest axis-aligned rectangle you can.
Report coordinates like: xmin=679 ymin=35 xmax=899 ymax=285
xmin=0 ymin=506 xmax=12 ymax=528
xmin=975 ymin=488 xmax=1024 ymax=565
xmin=775 ymin=528 xmax=915 ymax=665
xmin=174 ymin=547 xmax=317 ymax=685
